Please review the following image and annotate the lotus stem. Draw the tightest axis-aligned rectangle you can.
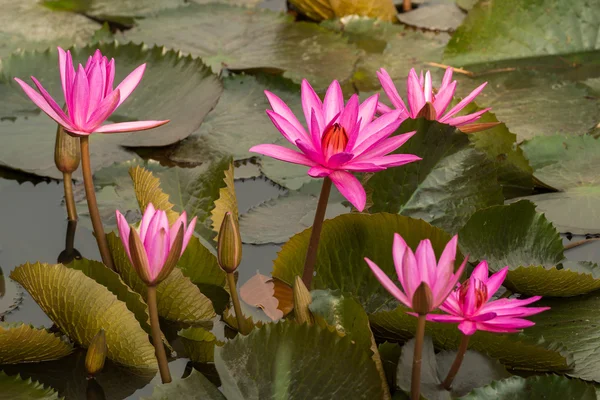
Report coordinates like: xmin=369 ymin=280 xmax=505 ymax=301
xmin=86 ymin=378 xmax=106 ymax=400
xmin=302 ymin=177 xmax=332 ymax=288
xmin=403 ymin=0 xmax=412 ymax=12
xmin=80 ymin=136 xmax=115 ymax=271
xmin=63 ymin=172 xmax=78 ymax=221
xmin=147 ymin=285 xmax=172 ymax=383
xmin=227 ymin=272 xmax=247 ymax=335
xmin=411 ymin=314 xmax=427 ymax=400
xmin=442 ymin=334 xmax=470 ymax=390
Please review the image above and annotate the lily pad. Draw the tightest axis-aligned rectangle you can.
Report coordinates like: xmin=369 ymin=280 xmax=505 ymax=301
xmin=42 ymin=0 xmax=185 ymax=23
xmin=107 ymin=232 xmax=217 ymax=324
xmin=211 ymin=163 xmax=239 ymax=238
xmin=240 ymin=273 xmax=283 ymax=321
xmin=378 ymin=342 xmax=402 ymax=392
xmin=272 ymin=212 xmax=458 ymax=313
xmin=444 ymin=0 xmax=600 ymax=66
xmin=0 ymin=322 xmax=73 ymax=364
xmin=239 ymin=180 xmax=349 ymax=244
xmin=459 ymin=375 xmax=597 ymax=399
xmin=124 ymin=3 xmax=360 ymax=90
xmin=0 ymin=42 xmax=222 ymax=180
xmin=214 ymin=320 xmax=384 ymax=399
xmin=516 ymin=135 xmax=600 ymax=234
xmin=141 ymin=368 xmax=225 ymax=400
xmin=397 ymin=1 xmax=466 ymax=32
xmin=288 ymin=0 xmax=397 ymax=22
xmin=396 ymin=337 xmax=510 ymax=399
xmin=0 ymin=371 xmax=60 ymax=400
xmin=365 ymin=118 xmax=503 ymax=234
xmin=178 ymin=327 xmax=221 ymax=364
xmin=10 ymin=262 xmax=157 ymax=369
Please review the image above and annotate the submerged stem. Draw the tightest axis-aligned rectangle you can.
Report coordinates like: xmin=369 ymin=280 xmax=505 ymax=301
xmin=80 ymin=136 xmax=115 ymax=271
xmin=63 ymin=172 xmax=78 ymax=222
xmin=411 ymin=314 xmax=427 ymax=400
xmin=227 ymin=272 xmax=247 ymax=335
xmin=442 ymin=334 xmax=470 ymax=390
xmin=301 ymin=177 xmax=332 ymax=288
xmin=147 ymin=285 xmax=172 ymax=384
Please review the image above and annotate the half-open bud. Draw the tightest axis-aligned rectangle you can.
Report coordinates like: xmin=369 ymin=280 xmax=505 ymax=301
xmin=85 ymin=329 xmax=107 ymax=377
xmin=54 ymin=125 xmax=80 ymax=173
xmin=293 ymin=276 xmax=314 ymax=325
xmin=412 ymin=282 xmax=434 ymax=315
xmin=217 ymin=212 xmax=242 ymax=273
xmin=128 ymin=229 xmax=152 ymax=285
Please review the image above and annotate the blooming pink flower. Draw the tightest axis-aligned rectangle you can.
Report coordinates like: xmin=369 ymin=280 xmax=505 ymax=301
xmin=14 ymin=47 xmax=169 ymax=136
xmin=116 ymin=203 xmax=196 ymax=285
xmin=376 ymin=67 xmax=489 ymax=126
xmin=249 ymin=79 xmax=421 ymax=211
xmin=427 ymin=261 xmax=550 ymax=335
xmin=365 ymin=234 xmax=467 ymax=313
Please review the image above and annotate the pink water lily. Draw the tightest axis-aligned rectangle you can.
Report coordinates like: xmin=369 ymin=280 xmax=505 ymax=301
xmin=249 ymin=79 xmax=421 ymax=211
xmin=377 ymin=67 xmax=489 ymax=126
xmin=14 ymin=47 xmax=169 ymax=136
xmin=116 ymin=204 xmax=196 ymax=285
xmin=428 ymin=261 xmax=550 ymax=335
xmin=365 ymin=234 xmax=467 ymax=313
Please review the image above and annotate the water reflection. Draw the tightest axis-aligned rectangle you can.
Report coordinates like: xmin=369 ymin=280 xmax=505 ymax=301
xmin=57 ymin=220 xmax=83 ymax=265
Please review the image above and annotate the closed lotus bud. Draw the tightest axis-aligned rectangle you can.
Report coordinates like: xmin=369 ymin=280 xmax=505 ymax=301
xmin=217 ymin=212 xmax=242 ymax=273
xmin=293 ymin=276 xmax=314 ymax=325
xmin=416 ymin=102 xmax=437 ymax=120
xmin=85 ymin=329 xmax=107 ymax=377
xmin=412 ymin=282 xmax=434 ymax=315
xmin=54 ymin=125 xmax=80 ymax=173
xmin=458 ymin=122 xmax=501 ymax=134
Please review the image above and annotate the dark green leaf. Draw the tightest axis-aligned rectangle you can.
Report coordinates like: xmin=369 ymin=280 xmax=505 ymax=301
xmin=0 ymin=323 xmax=73 ymax=364
xmin=141 ymin=368 xmax=225 ymax=400
xmin=0 ymin=371 xmax=61 ymax=400
xmin=378 ymin=342 xmax=402 ymax=392
xmin=178 ymin=327 xmax=220 ymax=364
xmin=459 ymin=375 xmax=597 ymax=399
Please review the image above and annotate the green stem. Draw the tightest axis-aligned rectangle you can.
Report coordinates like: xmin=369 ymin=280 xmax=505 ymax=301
xmin=301 ymin=177 xmax=332 ymax=288
xmin=227 ymin=272 xmax=246 ymax=335
xmin=442 ymin=334 xmax=470 ymax=390
xmin=63 ymin=172 xmax=78 ymax=222
xmin=147 ymin=285 xmax=172 ymax=383
xmin=80 ymin=136 xmax=115 ymax=271
xmin=411 ymin=314 xmax=427 ymax=400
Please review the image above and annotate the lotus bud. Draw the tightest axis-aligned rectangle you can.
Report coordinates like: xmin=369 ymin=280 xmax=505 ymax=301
xmin=458 ymin=122 xmax=501 ymax=134
xmin=217 ymin=212 xmax=242 ymax=273
xmin=416 ymin=102 xmax=437 ymax=120
xmin=54 ymin=125 xmax=80 ymax=173
xmin=85 ymin=329 xmax=107 ymax=377
xmin=293 ymin=276 xmax=314 ymax=325
xmin=412 ymin=282 xmax=434 ymax=316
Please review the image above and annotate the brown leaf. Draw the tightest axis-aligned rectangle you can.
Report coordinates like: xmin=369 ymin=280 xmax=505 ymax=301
xmin=239 ymin=273 xmax=284 ymax=321
xmin=273 ymin=277 xmax=294 ymax=316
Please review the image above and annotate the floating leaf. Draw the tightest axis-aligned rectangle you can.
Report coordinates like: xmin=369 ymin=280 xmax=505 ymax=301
xmin=123 ymin=3 xmax=360 ymax=90
xmin=0 ymin=42 xmax=222 ymax=180
xmin=0 ymin=323 xmax=73 ymax=364
xmin=178 ymin=327 xmax=221 ymax=364
xmin=239 ymin=272 xmax=283 ymax=321
xmin=42 ymin=0 xmax=185 ymax=23
xmin=289 ymin=0 xmax=397 ymax=22
xmin=458 ymin=375 xmax=597 ymax=400
xmin=444 ymin=0 xmax=600 ymax=66
xmin=396 ymin=337 xmax=510 ymax=399
xmin=141 ymin=368 xmax=225 ymax=400
xmin=0 ymin=371 xmax=60 ymax=400
xmin=378 ymin=342 xmax=402 ymax=392
xmin=10 ymin=262 xmax=157 ymax=368
xmin=365 ymin=118 xmax=503 ymax=234
xmin=107 ymin=233 xmax=216 ymax=324
xmin=272 ymin=213 xmax=459 ymax=313
xmin=397 ymin=1 xmax=466 ymax=32
xmin=215 ymin=321 xmax=384 ymax=398
xmin=211 ymin=163 xmax=238 ymax=238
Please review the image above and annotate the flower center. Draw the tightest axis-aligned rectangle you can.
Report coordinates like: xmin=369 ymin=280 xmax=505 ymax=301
xmin=458 ymin=279 xmax=488 ymax=309
xmin=321 ymin=123 xmax=348 ymax=160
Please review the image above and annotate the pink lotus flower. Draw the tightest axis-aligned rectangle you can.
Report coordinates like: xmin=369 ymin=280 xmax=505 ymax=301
xmin=365 ymin=234 xmax=467 ymax=313
xmin=427 ymin=261 xmax=550 ymax=335
xmin=14 ymin=47 xmax=169 ymax=136
xmin=116 ymin=204 xmax=196 ymax=285
xmin=376 ymin=67 xmax=489 ymax=126
xmin=249 ymin=79 xmax=421 ymax=211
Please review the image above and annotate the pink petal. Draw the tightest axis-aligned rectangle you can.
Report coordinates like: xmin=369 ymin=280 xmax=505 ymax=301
xmin=139 ymin=203 xmax=157 ymax=242
xmin=342 ymin=162 xmax=386 ymax=173
xmin=301 ymin=79 xmax=324 ymax=132
xmin=146 ymin=227 xmax=169 ymax=281
xmin=415 ymin=239 xmax=437 ymax=289
xmin=169 ymin=212 xmax=187 ymax=248
xmin=357 ymin=93 xmax=379 ymax=132
xmin=344 ymin=116 xmax=362 ymax=151
xmin=392 ymin=233 xmax=409 ymax=292
xmin=326 ymin=152 xmax=354 ymax=169
xmin=328 ymin=170 xmax=366 ymax=211
xmin=105 ymin=58 xmax=115 ymax=97
xmin=433 ymin=81 xmax=456 ymax=117
xmin=443 ymin=108 xmax=490 ymax=126
xmin=401 ymin=242 xmax=420 ymax=302
xmin=266 ymin=110 xmax=310 ymax=147
xmin=426 ymin=314 xmax=464 ymax=324
xmin=13 ymin=78 xmax=75 ymax=131
xmin=424 ymin=71 xmax=433 ymax=103
xmin=86 ymin=89 xmax=120 ymax=131
xmin=432 ymin=235 xmax=458 ymax=293
xmin=478 ymin=317 xmax=536 ymax=330
xmin=338 ymin=94 xmax=359 ymax=134
xmin=94 ymin=120 xmax=169 ymax=133
xmin=86 ymin=62 xmax=104 ymax=116
xmin=439 ymin=68 xmax=454 ymax=91
xmin=377 ymin=103 xmax=393 ymax=115
xmin=307 ymin=165 xmax=332 ymax=177
xmin=57 ymin=47 xmax=69 ymax=103
xmin=64 ymin=51 xmax=76 ymax=116
xmin=295 ymin=138 xmax=324 ymax=164
xmin=406 ymin=69 xmax=425 ymax=118
xmin=440 ymin=293 xmax=462 ymax=316
xmin=377 ymin=68 xmax=407 ymax=113
xmin=72 ymin=65 xmax=90 ymax=129
xmin=182 ymin=216 xmax=197 ymax=254
xmin=323 ymin=80 xmax=343 ymax=124
xmin=364 ymin=257 xmax=410 ymax=307
xmin=114 ymin=63 xmax=146 ymax=108
xmin=264 ymin=90 xmax=307 ymax=138
xmin=352 ymin=110 xmax=403 ymax=154
xmin=249 ymin=144 xmax=316 ymax=167
xmin=471 ymin=260 xmax=489 ymax=282
xmin=353 ymin=131 xmax=417 ymax=161
xmin=462 ymin=275 xmax=477 ymax=315
xmin=439 ymin=82 xmax=487 ymax=122
xmin=144 ymin=210 xmax=165 ymax=249
xmin=115 ymin=210 xmax=132 ymax=260
xmin=484 ymin=266 xmax=508 ymax=300
xmin=364 ymin=154 xmax=422 ymax=168
xmin=470 ymin=312 xmax=497 ymax=322
xmin=458 ymin=320 xmax=477 ymax=335
xmin=29 ymin=77 xmax=75 ymax=129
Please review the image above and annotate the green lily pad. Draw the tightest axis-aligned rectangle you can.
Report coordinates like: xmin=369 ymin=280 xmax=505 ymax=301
xmin=378 ymin=342 xmax=402 ymax=392
xmin=458 ymin=375 xmax=597 ymax=399
xmin=239 ymin=180 xmax=349 ymax=244
xmin=0 ymin=371 xmax=61 ymax=400
xmin=123 ymin=3 xmax=360 ymax=90
xmin=0 ymin=42 xmax=222 ymax=180
xmin=515 ymin=135 xmax=600 ymax=234
xmin=397 ymin=1 xmax=466 ymax=32
xmin=444 ymin=0 xmax=600 ymax=66
xmin=0 ymin=0 xmax=99 ymax=60
xmin=10 ymin=262 xmax=157 ymax=369
xmin=211 ymin=163 xmax=239 ymax=238
xmin=0 ymin=322 xmax=73 ymax=364
xmin=41 ymin=0 xmax=185 ymax=23
xmin=396 ymin=337 xmax=510 ymax=399
xmin=365 ymin=118 xmax=503 ymax=234
xmin=272 ymin=212 xmax=458 ymax=313
xmin=107 ymin=232 xmax=217 ymax=325
xmin=214 ymin=320 xmax=384 ymax=398
xmin=178 ymin=326 xmax=220 ymax=363
xmin=141 ymin=368 xmax=225 ymax=400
